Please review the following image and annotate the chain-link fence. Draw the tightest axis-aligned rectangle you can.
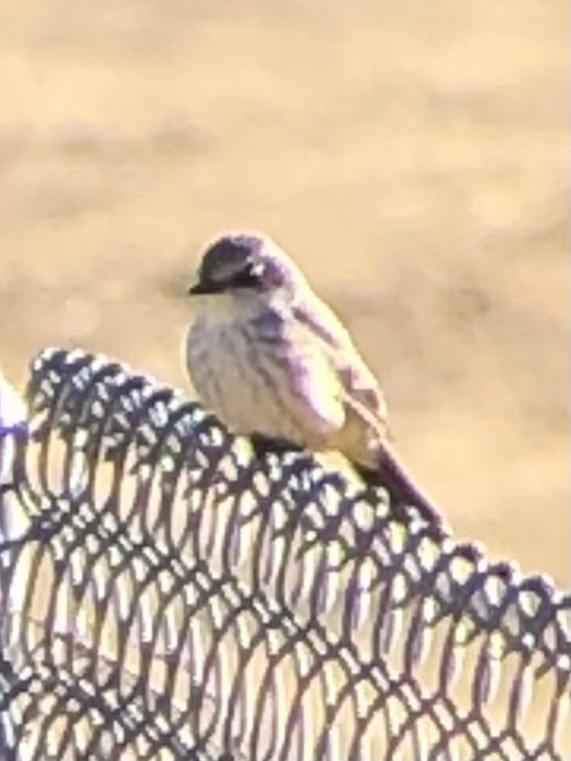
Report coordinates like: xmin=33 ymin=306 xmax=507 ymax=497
xmin=0 ymin=348 xmax=569 ymax=760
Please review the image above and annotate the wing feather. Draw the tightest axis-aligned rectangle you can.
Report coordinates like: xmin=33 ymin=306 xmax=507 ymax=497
xmin=291 ymin=294 xmax=388 ymax=432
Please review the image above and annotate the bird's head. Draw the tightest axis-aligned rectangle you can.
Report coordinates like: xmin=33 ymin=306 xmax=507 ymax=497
xmin=188 ymin=232 xmax=304 ymax=303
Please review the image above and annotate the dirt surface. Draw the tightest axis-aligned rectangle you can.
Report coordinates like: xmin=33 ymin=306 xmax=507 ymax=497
xmin=0 ymin=1 xmax=568 ymax=584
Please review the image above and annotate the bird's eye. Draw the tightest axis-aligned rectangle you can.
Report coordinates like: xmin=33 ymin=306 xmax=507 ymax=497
xmin=230 ymin=260 xmax=266 ymax=289
xmin=248 ymin=261 xmax=265 ymax=279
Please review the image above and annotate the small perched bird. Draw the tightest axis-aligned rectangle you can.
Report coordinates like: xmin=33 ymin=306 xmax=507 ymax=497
xmin=185 ymin=232 xmax=443 ymax=527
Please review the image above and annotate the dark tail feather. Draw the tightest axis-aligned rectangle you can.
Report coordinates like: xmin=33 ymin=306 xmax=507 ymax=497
xmin=359 ymin=444 xmax=446 ymax=531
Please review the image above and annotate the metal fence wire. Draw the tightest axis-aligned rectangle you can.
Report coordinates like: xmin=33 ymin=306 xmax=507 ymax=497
xmin=0 ymin=347 xmax=569 ymax=761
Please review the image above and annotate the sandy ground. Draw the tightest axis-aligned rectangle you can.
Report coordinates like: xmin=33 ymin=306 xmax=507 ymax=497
xmin=0 ymin=0 xmax=567 ymax=585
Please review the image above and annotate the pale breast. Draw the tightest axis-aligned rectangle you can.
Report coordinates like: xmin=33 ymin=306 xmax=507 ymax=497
xmin=186 ymin=316 xmax=305 ymax=442
xmin=187 ymin=296 xmax=344 ymax=447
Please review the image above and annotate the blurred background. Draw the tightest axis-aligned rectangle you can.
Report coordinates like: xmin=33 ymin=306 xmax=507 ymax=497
xmin=0 ymin=1 xmax=567 ymax=583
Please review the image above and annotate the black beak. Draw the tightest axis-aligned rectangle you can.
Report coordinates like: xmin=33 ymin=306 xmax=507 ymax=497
xmin=188 ymin=280 xmax=223 ymax=295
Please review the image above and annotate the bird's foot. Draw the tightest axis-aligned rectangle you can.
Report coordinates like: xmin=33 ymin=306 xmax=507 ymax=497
xmin=250 ymin=432 xmax=304 ymax=460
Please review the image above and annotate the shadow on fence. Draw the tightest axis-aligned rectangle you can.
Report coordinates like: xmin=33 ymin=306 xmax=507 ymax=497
xmin=0 ymin=348 xmax=569 ymax=760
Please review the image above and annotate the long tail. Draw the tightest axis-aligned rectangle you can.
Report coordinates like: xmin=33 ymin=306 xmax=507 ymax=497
xmin=359 ymin=443 xmax=447 ymax=531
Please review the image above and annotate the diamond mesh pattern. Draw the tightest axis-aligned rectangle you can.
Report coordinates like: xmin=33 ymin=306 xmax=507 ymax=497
xmin=0 ymin=348 xmax=569 ymax=760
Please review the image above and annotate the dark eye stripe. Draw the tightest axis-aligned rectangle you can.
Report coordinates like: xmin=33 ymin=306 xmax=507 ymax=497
xmin=229 ymin=267 xmax=263 ymax=289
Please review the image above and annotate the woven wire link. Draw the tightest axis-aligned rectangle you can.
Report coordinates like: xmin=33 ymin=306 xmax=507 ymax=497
xmin=0 ymin=347 xmax=569 ymax=760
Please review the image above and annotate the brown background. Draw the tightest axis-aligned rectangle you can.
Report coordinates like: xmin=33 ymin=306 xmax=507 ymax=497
xmin=0 ymin=1 xmax=568 ymax=584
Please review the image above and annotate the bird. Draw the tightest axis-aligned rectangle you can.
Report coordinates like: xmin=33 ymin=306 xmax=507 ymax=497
xmin=185 ymin=231 xmax=443 ymax=528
